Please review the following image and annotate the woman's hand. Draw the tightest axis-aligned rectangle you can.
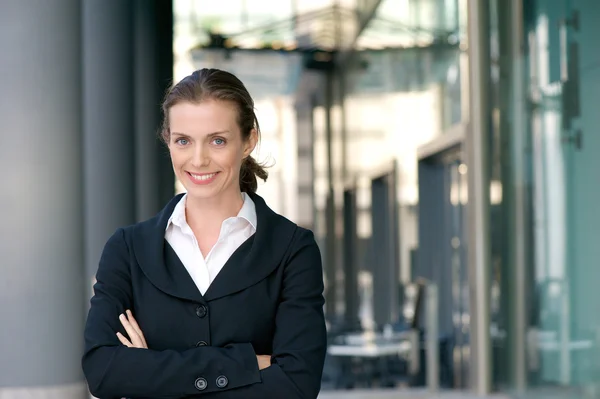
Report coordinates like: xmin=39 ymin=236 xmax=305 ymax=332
xmin=116 ymin=309 xmax=269 ymax=371
xmin=116 ymin=309 xmax=148 ymax=349
xmin=256 ymin=355 xmax=271 ymax=370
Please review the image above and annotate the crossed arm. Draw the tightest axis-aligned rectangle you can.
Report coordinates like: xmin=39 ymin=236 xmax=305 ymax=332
xmin=116 ymin=310 xmax=272 ymax=371
xmin=81 ymin=228 xmax=327 ymax=399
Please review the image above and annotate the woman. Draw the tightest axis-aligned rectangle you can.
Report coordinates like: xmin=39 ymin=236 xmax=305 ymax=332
xmin=82 ymin=68 xmax=327 ymax=399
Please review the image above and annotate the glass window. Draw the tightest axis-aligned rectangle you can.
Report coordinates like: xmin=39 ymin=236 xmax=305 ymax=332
xmin=490 ymin=0 xmax=600 ymax=395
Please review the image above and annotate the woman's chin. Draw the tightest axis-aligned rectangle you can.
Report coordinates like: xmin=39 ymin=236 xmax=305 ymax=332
xmin=183 ymin=183 xmax=236 ymax=202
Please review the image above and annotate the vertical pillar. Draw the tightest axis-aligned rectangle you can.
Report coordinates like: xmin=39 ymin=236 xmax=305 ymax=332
xmin=0 ymin=1 xmax=87 ymax=398
xmin=152 ymin=0 xmax=176 ymax=208
xmin=371 ymin=172 xmax=400 ymax=328
xmin=134 ymin=0 xmax=175 ymax=221
xmin=343 ymin=188 xmax=361 ymax=330
xmin=426 ymin=283 xmax=440 ymax=392
xmin=295 ymin=100 xmax=315 ymax=230
xmin=134 ymin=0 xmax=161 ymax=221
xmin=324 ymin=69 xmax=337 ymax=320
xmin=508 ymin=0 xmax=528 ymax=392
xmin=466 ymin=0 xmax=492 ymax=394
xmin=83 ymin=0 xmax=136 ymax=299
xmin=496 ymin=0 xmax=528 ymax=392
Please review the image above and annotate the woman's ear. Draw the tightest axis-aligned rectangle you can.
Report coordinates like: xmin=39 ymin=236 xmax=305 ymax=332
xmin=243 ymin=129 xmax=258 ymax=157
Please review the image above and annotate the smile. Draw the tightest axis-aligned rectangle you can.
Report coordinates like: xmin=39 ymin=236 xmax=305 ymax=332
xmin=186 ymin=171 xmax=219 ymax=185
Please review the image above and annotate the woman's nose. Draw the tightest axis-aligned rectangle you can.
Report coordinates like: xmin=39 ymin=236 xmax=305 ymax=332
xmin=191 ymin=145 xmax=209 ymax=167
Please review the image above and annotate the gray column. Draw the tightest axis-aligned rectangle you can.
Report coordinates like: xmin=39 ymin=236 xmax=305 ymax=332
xmin=83 ymin=1 xmax=136 ymax=297
xmin=0 ymin=1 xmax=87 ymax=398
xmin=507 ymin=0 xmax=528 ymax=392
xmin=154 ymin=0 xmax=175 ymax=212
xmin=343 ymin=188 xmax=361 ymax=330
xmin=294 ymin=76 xmax=317 ymax=230
xmin=134 ymin=0 xmax=161 ymax=221
xmin=466 ymin=0 xmax=492 ymax=394
xmin=371 ymin=171 xmax=400 ymax=328
xmin=496 ymin=0 xmax=528 ymax=392
xmin=324 ymin=70 xmax=337 ymax=321
xmin=134 ymin=0 xmax=175 ymax=221
xmin=153 ymin=0 xmax=176 ymax=209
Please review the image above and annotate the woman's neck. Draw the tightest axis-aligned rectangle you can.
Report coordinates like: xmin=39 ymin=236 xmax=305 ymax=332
xmin=184 ymin=190 xmax=245 ymax=231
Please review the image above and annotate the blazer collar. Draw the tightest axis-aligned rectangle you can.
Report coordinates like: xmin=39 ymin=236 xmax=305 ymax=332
xmin=166 ymin=192 xmax=257 ymax=232
xmin=131 ymin=192 xmax=297 ymax=303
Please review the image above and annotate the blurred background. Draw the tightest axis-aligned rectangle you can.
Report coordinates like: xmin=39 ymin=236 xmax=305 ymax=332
xmin=2 ymin=0 xmax=600 ymax=398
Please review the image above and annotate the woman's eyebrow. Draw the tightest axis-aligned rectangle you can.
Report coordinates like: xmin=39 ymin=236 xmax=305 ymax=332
xmin=170 ymin=131 xmax=190 ymax=137
xmin=171 ymin=130 xmax=230 ymax=137
xmin=207 ymin=130 xmax=231 ymax=137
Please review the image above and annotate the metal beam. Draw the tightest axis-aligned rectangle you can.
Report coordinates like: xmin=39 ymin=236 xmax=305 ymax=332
xmin=417 ymin=123 xmax=467 ymax=161
xmin=324 ymin=69 xmax=337 ymax=320
xmin=465 ymin=0 xmax=492 ymax=394
xmin=336 ymin=0 xmax=384 ymax=66
xmin=508 ymin=0 xmax=528 ymax=392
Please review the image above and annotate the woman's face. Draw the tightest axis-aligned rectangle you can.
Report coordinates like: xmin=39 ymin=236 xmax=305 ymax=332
xmin=168 ymin=100 xmax=256 ymax=201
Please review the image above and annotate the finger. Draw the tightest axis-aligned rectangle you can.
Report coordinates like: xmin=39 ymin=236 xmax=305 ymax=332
xmin=126 ymin=310 xmax=147 ymax=348
xmin=116 ymin=332 xmax=133 ymax=348
xmin=119 ymin=314 xmax=144 ymax=348
xmin=119 ymin=313 xmax=143 ymax=347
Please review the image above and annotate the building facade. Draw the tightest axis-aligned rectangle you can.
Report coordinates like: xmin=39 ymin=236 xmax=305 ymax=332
xmin=177 ymin=0 xmax=600 ymax=397
xmin=329 ymin=0 xmax=600 ymax=397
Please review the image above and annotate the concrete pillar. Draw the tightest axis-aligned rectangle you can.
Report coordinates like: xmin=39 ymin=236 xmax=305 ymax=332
xmin=134 ymin=0 xmax=175 ymax=221
xmin=343 ymin=188 xmax=361 ymax=330
xmin=294 ymin=102 xmax=315 ymax=230
xmin=134 ymin=0 xmax=162 ymax=221
xmin=371 ymin=171 xmax=400 ymax=328
xmin=83 ymin=0 xmax=136 ymax=298
xmin=324 ymin=70 xmax=338 ymax=321
xmin=0 ymin=1 xmax=87 ymax=398
xmin=153 ymin=0 xmax=176 ymax=211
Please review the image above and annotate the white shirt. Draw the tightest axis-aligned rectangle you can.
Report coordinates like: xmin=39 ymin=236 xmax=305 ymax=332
xmin=165 ymin=193 xmax=257 ymax=295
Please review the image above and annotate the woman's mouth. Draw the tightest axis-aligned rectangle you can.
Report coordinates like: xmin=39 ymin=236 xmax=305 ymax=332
xmin=186 ymin=171 xmax=219 ymax=185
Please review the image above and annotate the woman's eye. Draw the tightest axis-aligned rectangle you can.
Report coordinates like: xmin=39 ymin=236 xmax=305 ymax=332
xmin=213 ymin=138 xmax=225 ymax=146
xmin=175 ymin=138 xmax=189 ymax=145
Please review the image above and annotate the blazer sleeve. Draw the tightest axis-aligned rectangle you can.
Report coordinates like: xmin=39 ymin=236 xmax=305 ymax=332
xmin=81 ymin=228 xmax=261 ymax=399
xmin=201 ymin=228 xmax=327 ymax=399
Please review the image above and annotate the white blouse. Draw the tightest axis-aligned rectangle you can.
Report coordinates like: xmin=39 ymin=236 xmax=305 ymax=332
xmin=164 ymin=193 xmax=257 ymax=295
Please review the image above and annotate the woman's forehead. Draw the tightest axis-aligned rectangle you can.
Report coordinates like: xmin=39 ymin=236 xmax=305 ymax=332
xmin=170 ymin=101 xmax=238 ymax=130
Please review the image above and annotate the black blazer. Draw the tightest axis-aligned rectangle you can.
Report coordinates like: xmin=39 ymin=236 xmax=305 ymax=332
xmin=82 ymin=193 xmax=327 ymax=399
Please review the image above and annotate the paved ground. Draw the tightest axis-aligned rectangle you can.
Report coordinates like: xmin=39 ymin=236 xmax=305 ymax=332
xmin=318 ymin=388 xmax=512 ymax=399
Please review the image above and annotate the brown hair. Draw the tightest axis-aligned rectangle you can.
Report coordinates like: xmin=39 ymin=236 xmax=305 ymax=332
xmin=160 ymin=68 xmax=268 ymax=193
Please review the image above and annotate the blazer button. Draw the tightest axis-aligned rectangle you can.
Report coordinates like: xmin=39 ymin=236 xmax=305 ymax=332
xmin=195 ymin=340 xmax=208 ymax=347
xmin=195 ymin=304 xmax=208 ymax=318
xmin=216 ymin=375 xmax=228 ymax=388
xmin=195 ymin=377 xmax=208 ymax=391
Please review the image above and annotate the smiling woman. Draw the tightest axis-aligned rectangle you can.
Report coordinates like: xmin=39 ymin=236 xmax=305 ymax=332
xmin=81 ymin=69 xmax=327 ymax=399
xmin=162 ymin=69 xmax=269 ymax=196
xmin=168 ymin=101 xmax=253 ymax=197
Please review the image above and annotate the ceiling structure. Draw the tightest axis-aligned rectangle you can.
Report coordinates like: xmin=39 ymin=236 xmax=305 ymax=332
xmin=175 ymin=0 xmax=461 ymax=53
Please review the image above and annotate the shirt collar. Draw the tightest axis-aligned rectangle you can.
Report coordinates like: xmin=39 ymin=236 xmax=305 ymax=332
xmin=166 ymin=192 xmax=257 ymax=231
xmin=238 ymin=192 xmax=257 ymax=229
xmin=166 ymin=194 xmax=187 ymax=230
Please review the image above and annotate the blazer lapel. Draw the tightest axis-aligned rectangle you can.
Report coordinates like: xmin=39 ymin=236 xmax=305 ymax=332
xmin=203 ymin=193 xmax=297 ymax=302
xmin=163 ymin=243 xmax=205 ymax=301
xmin=131 ymin=192 xmax=298 ymax=303
xmin=132 ymin=194 xmax=204 ymax=303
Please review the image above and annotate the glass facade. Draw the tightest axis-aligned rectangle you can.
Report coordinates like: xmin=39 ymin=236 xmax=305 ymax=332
xmin=326 ymin=0 xmax=471 ymax=388
xmin=175 ymin=0 xmax=600 ymax=396
xmin=333 ymin=0 xmax=600 ymax=396
xmin=489 ymin=0 xmax=600 ymax=396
